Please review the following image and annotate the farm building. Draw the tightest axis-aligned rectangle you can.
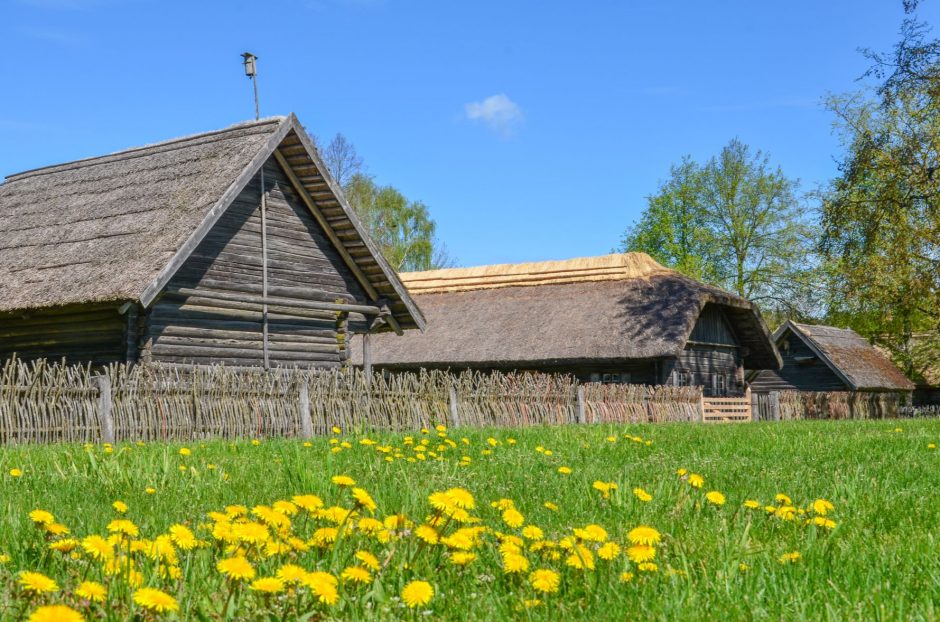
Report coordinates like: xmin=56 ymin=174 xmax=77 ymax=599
xmin=0 ymin=115 xmax=424 ymax=368
xmin=749 ymin=321 xmax=915 ymax=394
xmin=350 ymin=253 xmax=782 ymax=396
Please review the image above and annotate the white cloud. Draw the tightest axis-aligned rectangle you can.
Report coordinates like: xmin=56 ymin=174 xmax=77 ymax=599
xmin=464 ymin=94 xmax=523 ymax=137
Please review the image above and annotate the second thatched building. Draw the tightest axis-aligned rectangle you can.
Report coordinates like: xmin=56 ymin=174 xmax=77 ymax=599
xmin=351 ymin=253 xmax=781 ymax=396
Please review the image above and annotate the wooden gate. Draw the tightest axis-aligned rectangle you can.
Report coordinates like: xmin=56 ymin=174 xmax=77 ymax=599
xmin=702 ymin=388 xmax=752 ymax=422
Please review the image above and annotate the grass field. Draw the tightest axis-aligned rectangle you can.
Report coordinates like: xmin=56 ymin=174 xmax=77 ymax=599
xmin=1 ymin=419 xmax=939 ymax=621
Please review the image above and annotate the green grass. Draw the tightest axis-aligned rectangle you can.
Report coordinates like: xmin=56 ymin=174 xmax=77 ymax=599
xmin=1 ymin=419 xmax=940 ymax=621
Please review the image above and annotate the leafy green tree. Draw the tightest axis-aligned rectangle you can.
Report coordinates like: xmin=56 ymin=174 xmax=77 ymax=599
xmin=314 ymin=133 xmax=454 ymax=271
xmin=621 ymin=139 xmax=818 ymax=320
xmin=821 ymin=16 xmax=939 ymax=378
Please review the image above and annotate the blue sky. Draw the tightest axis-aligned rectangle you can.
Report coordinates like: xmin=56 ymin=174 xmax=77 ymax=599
xmin=2 ymin=0 xmax=937 ymax=267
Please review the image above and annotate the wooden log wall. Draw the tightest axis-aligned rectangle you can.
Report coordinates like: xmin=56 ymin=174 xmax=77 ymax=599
xmin=144 ymin=158 xmax=372 ymax=368
xmin=0 ymin=304 xmax=126 ymax=367
xmin=749 ymin=331 xmax=847 ymax=393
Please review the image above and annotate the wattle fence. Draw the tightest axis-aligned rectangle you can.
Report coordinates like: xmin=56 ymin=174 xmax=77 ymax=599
xmin=0 ymin=359 xmax=703 ymax=444
xmin=0 ymin=359 xmax=913 ymax=445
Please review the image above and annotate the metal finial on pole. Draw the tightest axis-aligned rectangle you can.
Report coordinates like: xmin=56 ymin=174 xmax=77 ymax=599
xmin=241 ymin=52 xmax=260 ymax=120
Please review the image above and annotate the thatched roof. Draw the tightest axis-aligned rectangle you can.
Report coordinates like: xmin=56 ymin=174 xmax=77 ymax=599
xmin=777 ymin=322 xmax=915 ymax=391
xmin=351 ymin=253 xmax=781 ymax=370
xmin=0 ymin=115 xmax=423 ymax=331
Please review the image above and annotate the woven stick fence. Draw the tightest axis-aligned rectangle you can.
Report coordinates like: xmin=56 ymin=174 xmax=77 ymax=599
xmin=1 ymin=359 xmax=908 ymax=445
xmin=754 ymin=391 xmax=903 ymax=421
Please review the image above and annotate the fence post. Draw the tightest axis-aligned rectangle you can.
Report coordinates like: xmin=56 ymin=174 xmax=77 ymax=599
xmin=747 ymin=387 xmax=756 ymax=422
xmin=576 ymin=385 xmax=586 ymax=424
xmin=298 ymin=381 xmax=313 ymax=439
xmin=93 ymin=375 xmax=114 ymax=444
xmin=448 ymin=386 xmax=460 ymax=428
xmin=770 ymin=391 xmax=781 ymax=422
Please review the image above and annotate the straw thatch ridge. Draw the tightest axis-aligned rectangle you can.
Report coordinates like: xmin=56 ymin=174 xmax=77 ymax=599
xmin=352 ymin=253 xmax=781 ymax=370
xmin=0 ymin=115 xmax=424 ymax=331
xmin=779 ymin=322 xmax=914 ymax=391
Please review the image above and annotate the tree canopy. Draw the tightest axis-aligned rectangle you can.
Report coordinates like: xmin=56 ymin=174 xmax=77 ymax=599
xmin=314 ymin=133 xmax=453 ymax=272
xmin=621 ymin=139 xmax=818 ymax=321
xmin=820 ymin=15 xmax=940 ymax=379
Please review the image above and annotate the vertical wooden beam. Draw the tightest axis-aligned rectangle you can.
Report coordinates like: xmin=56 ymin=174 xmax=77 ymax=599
xmin=93 ymin=375 xmax=114 ymax=444
xmin=124 ymin=306 xmax=138 ymax=364
xmin=362 ymin=333 xmax=372 ymax=386
xmin=448 ymin=385 xmax=460 ymax=428
xmin=298 ymin=381 xmax=313 ymax=438
xmin=576 ymin=385 xmax=586 ymax=424
xmin=260 ymin=169 xmax=270 ymax=369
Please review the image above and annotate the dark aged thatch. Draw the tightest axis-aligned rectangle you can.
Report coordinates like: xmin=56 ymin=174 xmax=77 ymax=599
xmin=351 ymin=253 xmax=781 ymax=371
xmin=0 ymin=115 xmax=423 ymax=331
xmin=751 ymin=321 xmax=914 ymax=392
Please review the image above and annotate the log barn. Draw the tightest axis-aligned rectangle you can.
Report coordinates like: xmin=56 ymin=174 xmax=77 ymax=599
xmin=749 ymin=321 xmax=914 ymax=394
xmin=0 ymin=115 xmax=424 ymax=368
xmin=351 ymin=254 xmax=782 ymax=396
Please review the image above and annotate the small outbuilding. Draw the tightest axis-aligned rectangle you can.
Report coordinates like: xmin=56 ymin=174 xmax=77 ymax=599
xmin=351 ymin=253 xmax=782 ymax=396
xmin=749 ymin=321 xmax=914 ymax=394
xmin=0 ymin=115 xmax=424 ymax=368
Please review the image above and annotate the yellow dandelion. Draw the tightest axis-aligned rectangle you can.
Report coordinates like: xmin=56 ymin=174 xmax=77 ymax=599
xmin=688 ymin=474 xmax=704 ymax=488
xmin=627 ymin=525 xmax=661 ymax=546
xmin=775 ymin=493 xmax=792 ymax=505
xmin=250 ymin=577 xmax=285 ymax=594
xmin=450 ymin=551 xmax=477 ymax=566
xmin=401 ymin=580 xmax=434 ymax=608
xmin=356 ymin=551 xmax=380 ymax=572
xmin=743 ymin=499 xmax=761 ymax=509
xmin=502 ymin=508 xmax=524 ymax=528
xmin=706 ymin=491 xmax=726 ymax=506
xmin=544 ymin=502 xmax=559 ymax=512
xmin=9 ymin=468 xmax=23 ymax=478
xmin=638 ymin=562 xmax=659 ymax=572
xmin=779 ymin=551 xmax=801 ymax=564
xmin=598 ymin=541 xmax=621 ymax=561
xmin=302 ymin=571 xmax=339 ymax=605
xmin=341 ymin=566 xmax=372 ymax=584
xmin=415 ymin=524 xmax=439 ymax=544
xmin=29 ymin=509 xmax=55 ymax=525
xmin=133 ymin=587 xmax=179 ymax=613
xmin=49 ymin=539 xmax=79 ymax=553
xmin=277 ymin=564 xmax=308 ymax=583
xmin=627 ymin=544 xmax=657 ymax=563
xmin=557 ymin=466 xmax=572 ymax=475
xmin=28 ymin=605 xmax=84 ymax=622
xmin=522 ymin=525 xmax=544 ymax=541
xmin=19 ymin=571 xmax=58 ymax=594
xmin=528 ymin=569 xmax=560 ymax=594
xmin=217 ymin=556 xmax=256 ymax=581
xmin=292 ymin=494 xmax=324 ymax=512
xmin=812 ymin=499 xmax=835 ymax=516
xmin=112 ymin=501 xmax=128 ymax=514
xmin=178 ymin=447 xmax=191 ymax=456
xmin=331 ymin=475 xmax=356 ymax=487
xmin=81 ymin=535 xmax=114 ymax=561
xmin=75 ymin=581 xmax=107 ymax=602
xmin=502 ymin=552 xmax=530 ymax=574
xmin=45 ymin=523 xmax=70 ymax=536
xmin=106 ymin=519 xmax=139 ymax=538
xmin=351 ymin=488 xmax=377 ymax=513
xmin=633 ymin=487 xmax=652 ymax=502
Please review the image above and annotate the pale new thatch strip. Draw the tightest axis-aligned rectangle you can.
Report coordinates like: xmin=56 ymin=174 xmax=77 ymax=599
xmin=353 ymin=253 xmax=782 ymax=371
xmin=780 ymin=322 xmax=915 ymax=391
xmin=402 ymin=253 xmax=671 ymax=294
xmin=0 ymin=115 xmax=424 ymax=332
xmin=754 ymin=390 xmax=903 ymax=420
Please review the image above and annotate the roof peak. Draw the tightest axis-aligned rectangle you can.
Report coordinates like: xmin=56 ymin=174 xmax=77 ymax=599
xmin=400 ymin=252 xmax=674 ymax=294
xmin=4 ymin=116 xmax=289 ymax=183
